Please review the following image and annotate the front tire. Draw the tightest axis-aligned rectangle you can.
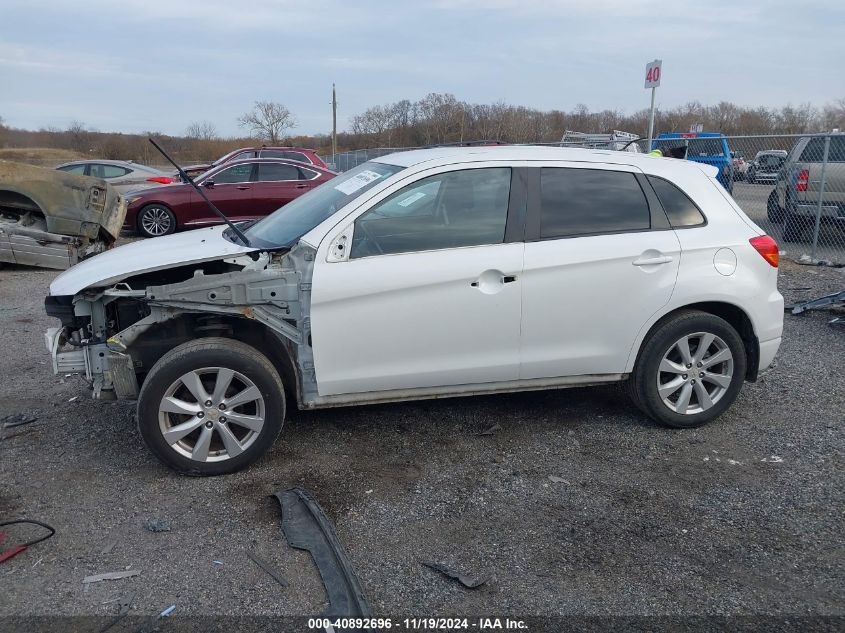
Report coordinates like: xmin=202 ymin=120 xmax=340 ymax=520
xmin=137 ymin=204 xmax=176 ymax=238
xmin=137 ymin=338 xmax=285 ymax=475
xmin=628 ymin=311 xmax=747 ymax=429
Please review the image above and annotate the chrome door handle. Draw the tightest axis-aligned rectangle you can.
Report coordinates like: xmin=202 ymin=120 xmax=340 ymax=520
xmin=633 ymin=255 xmax=673 ymax=266
xmin=236 ymin=186 xmax=250 ymax=190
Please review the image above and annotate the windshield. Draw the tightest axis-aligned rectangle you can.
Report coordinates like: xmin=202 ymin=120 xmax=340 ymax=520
xmin=243 ymin=161 xmax=405 ymax=247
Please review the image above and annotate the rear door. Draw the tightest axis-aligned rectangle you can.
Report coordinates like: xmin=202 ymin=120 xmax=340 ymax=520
xmin=519 ymin=163 xmax=681 ymax=379
xmin=254 ymin=163 xmax=311 ymax=215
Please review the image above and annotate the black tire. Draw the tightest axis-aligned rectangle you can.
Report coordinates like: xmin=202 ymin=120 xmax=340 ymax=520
xmin=137 ymin=204 xmax=176 ymax=238
xmin=781 ymin=206 xmax=807 ymax=242
xmin=766 ymin=190 xmax=784 ymax=223
xmin=137 ymin=337 xmax=285 ymax=475
xmin=628 ymin=310 xmax=747 ymax=429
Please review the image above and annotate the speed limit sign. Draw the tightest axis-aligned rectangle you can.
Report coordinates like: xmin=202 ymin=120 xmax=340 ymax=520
xmin=644 ymin=59 xmax=662 ymax=88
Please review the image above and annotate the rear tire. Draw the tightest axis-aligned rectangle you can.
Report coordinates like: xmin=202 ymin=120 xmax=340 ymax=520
xmin=628 ymin=311 xmax=747 ymax=429
xmin=782 ymin=206 xmax=807 ymax=242
xmin=766 ymin=190 xmax=784 ymax=223
xmin=137 ymin=337 xmax=285 ymax=475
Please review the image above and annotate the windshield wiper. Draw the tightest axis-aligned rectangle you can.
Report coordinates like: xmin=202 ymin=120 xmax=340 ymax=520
xmin=148 ymin=137 xmax=251 ymax=247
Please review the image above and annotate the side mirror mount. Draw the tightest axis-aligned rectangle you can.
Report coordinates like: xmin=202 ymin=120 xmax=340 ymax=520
xmin=327 ymin=224 xmax=353 ymax=263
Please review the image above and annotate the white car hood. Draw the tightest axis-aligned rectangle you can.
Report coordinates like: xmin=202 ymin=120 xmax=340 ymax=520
xmin=50 ymin=226 xmax=260 ymax=296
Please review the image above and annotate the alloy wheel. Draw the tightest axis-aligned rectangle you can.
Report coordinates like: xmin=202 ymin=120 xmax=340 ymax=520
xmin=158 ymin=367 xmax=265 ymax=462
xmin=140 ymin=206 xmax=172 ymax=236
xmin=656 ymin=332 xmax=734 ymax=415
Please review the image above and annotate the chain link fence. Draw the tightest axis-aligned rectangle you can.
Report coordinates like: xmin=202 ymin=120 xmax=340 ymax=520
xmin=322 ymin=133 xmax=845 ymax=265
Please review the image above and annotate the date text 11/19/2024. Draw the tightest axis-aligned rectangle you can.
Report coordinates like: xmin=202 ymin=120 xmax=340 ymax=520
xmin=307 ymin=617 xmax=529 ymax=630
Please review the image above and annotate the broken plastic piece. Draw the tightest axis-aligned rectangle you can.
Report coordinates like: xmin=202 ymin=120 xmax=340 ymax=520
xmin=1 ymin=414 xmax=38 ymax=429
xmin=275 ymin=487 xmax=371 ymax=622
xmin=421 ymin=561 xmax=488 ymax=589
xmin=83 ymin=570 xmax=140 ymax=584
xmin=247 ymin=551 xmax=288 ymax=587
xmin=477 ymin=424 xmax=501 ymax=436
xmin=159 ymin=605 xmax=176 ymax=617
xmin=143 ymin=519 xmax=171 ymax=533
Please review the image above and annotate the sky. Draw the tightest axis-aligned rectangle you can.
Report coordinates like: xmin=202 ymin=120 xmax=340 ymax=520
xmin=1 ymin=0 xmax=843 ymax=138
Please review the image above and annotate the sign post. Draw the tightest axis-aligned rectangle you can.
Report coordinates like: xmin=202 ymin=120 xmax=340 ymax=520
xmin=644 ymin=59 xmax=662 ymax=149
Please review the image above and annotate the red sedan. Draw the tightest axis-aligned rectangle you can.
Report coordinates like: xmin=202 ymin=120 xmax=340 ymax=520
xmin=125 ymin=159 xmax=335 ymax=238
xmin=180 ymin=146 xmax=329 ymax=178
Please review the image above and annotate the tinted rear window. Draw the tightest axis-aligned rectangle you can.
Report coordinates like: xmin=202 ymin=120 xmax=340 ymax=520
xmin=540 ymin=168 xmax=650 ymax=238
xmin=647 ymin=176 xmax=706 ymax=228
xmin=800 ymin=137 xmax=845 ymax=163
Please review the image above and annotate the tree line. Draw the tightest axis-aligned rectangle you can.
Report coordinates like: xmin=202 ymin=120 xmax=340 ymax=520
xmin=1 ymin=96 xmax=843 ymax=166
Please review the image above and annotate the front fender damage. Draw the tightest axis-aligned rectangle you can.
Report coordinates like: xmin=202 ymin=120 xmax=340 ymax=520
xmin=53 ymin=243 xmax=318 ymax=404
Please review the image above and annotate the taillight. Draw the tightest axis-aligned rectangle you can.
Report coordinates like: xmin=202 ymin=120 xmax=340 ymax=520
xmin=796 ymin=169 xmax=809 ymax=192
xmin=146 ymin=176 xmax=174 ymax=185
xmin=750 ymin=235 xmax=779 ymax=267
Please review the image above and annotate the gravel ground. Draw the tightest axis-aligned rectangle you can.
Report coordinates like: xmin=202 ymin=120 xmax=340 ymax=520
xmin=0 ymin=257 xmax=843 ymax=628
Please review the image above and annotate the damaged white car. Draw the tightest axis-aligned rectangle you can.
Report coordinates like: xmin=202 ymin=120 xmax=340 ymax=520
xmin=44 ymin=147 xmax=784 ymax=475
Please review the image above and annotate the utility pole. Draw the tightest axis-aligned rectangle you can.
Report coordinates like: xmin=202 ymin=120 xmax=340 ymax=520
xmin=331 ymin=83 xmax=338 ymax=158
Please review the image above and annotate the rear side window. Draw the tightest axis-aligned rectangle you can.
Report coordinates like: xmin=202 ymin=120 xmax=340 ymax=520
xmin=263 ymin=150 xmax=312 ymax=163
xmin=801 ymin=136 xmax=845 ymax=163
xmin=647 ymin=176 xmax=706 ymax=228
xmin=258 ymin=163 xmax=302 ymax=181
xmin=539 ymin=168 xmax=650 ymax=238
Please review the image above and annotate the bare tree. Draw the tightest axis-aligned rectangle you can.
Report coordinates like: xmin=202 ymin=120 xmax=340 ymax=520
xmin=238 ymin=101 xmax=296 ymax=143
xmin=185 ymin=120 xmax=218 ymax=141
xmin=66 ymin=121 xmax=93 ymax=152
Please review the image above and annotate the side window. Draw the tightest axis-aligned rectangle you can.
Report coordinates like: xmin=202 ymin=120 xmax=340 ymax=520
xmin=211 ymin=163 xmax=253 ymax=184
xmin=100 ymin=165 xmax=131 ymax=178
xmin=350 ymin=167 xmax=511 ymax=258
xmin=539 ymin=168 xmax=650 ymax=238
xmin=826 ymin=136 xmax=845 ymax=162
xmin=233 ymin=151 xmax=257 ymax=161
xmin=258 ymin=163 xmax=302 ymax=181
xmin=799 ymin=138 xmax=825 ymax=162
xmin=57 ymin=164 xmax=86 ymax=174
xmin=647 ymin=176 xmax=706 ymax=228
xmin=263 ymin=150 xmax=312 ymax=163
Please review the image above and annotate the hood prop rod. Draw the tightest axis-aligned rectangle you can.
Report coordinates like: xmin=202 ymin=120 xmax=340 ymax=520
xmin=148 ymin=137 xmax=251 ymax=247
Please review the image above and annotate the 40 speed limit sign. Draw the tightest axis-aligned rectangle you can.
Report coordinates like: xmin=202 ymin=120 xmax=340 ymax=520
xmin=644 ymin=59 xmax=662 ymax=88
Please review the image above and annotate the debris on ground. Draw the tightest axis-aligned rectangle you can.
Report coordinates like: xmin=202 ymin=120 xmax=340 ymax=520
xmin=761 ymin=455 xmax=784 ymax=463
xmin=548 ymin=475 xmax=570 ymax=484
xmin=421 ymin=561 xmax=488 ymax=589
xmin=143 ymin=519 xmax=171 ymax=533
xmin=0 ymin=519 xmax=55 ymax=564
xmin=477 ymin=424 xmax=501 ymax=436
xmin=100 ymin=541 xmax=116 ymax=555
xmin=1 ymin=413 xmax=38 ymax=428
xmin=212 ymin=560 xmax=224 ymax=566
xmin=98 ymin=595 xmax=132 ymax=633
xmin=82 ymin=570 xmax=141 ymax=584
xmin=247 ymin=551 xmax=288 ymax=588
xmin=276 ymin=487 xmax=371 ymax=619
xmin=159 ymin=605 xmax=176 ymax=617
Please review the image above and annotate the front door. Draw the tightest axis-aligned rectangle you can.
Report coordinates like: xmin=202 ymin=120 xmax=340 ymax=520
xmin=520 ymin=164 xmax=681 ymax=378
xmin=195 ymin=163 xmax=255 ymax=222
xmin=310 ymin=166 xmax=524 ymax=396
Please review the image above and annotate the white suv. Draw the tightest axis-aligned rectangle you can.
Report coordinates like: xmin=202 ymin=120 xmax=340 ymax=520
xmin=44 ymin=147 xmax=784 ymax=475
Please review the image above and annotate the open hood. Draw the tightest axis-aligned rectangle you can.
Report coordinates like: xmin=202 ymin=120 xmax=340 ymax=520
xmin=49 ymin=225 xmax=260 ymax=296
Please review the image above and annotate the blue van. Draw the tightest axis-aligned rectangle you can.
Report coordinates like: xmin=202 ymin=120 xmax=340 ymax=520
xmin=652 ymin=133 xmax=734 ymax=193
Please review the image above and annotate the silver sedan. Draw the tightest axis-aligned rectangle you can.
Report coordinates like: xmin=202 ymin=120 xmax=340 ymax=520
xmin=55 ymin=160 xmax=176 ymax=195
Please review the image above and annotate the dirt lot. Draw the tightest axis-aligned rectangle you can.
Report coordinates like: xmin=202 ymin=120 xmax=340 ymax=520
xmin=1 ymin=256 xmax=843 ymax=629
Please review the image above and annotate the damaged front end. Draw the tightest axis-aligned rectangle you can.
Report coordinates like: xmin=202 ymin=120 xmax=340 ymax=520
xmin=0 ymin=160 xmax=126 ymax=269
xmin=45 ymin=236 xmax=317 ymax=404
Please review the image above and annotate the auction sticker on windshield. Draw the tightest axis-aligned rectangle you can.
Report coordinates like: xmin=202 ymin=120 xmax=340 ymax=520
xmin=334 ymin=170 xmax=384 ymax=195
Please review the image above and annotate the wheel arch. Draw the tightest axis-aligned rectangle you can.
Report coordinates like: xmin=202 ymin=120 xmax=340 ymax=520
xmin=129 ymin=313 xmax=301 ymax=406
xmin=628 ymin=301 xmax=760 ymax=382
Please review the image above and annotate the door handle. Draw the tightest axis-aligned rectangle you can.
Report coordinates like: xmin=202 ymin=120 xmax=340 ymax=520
xmin=502 ymin=275 xmax=517 ymax=283
xmin=632 ymin=255 xmax=673 ymax=266
xmin=236 ymin=186 xmax=249 ymax=190
xmin=295 ymin=184 xmax=308 ymax=189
